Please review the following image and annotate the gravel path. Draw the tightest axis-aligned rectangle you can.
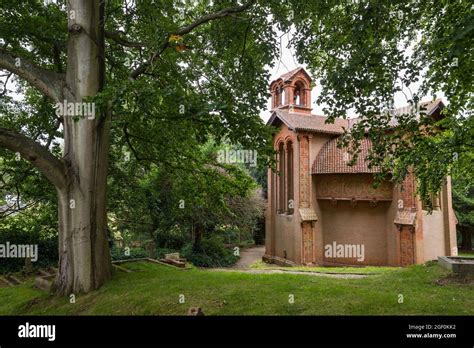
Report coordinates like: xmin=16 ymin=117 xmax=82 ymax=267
xmin=233 ymin=246 xmax=265 ymax=269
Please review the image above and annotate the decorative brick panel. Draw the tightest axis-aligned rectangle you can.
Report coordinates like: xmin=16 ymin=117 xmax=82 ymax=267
xmin=299 ymin=135 xmax=310 ymax=207
xmin=400 ymin=226 xmax=415 ymax=266
xmin=400 ymin=171 xmax=416 ymax=210
xmin=315 ymin=174 xmax=392 ymax=200
xmin=302 ymin=222 xmax=313 ymax=264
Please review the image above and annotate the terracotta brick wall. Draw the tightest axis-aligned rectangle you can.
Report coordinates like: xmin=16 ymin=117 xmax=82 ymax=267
xmin=302 ymin=222 xmax=313 ymax=264
xmin=397 ymin=171 xmax=417 ymax=266
xmin=399 ymin=171 xmax=416 ymax=210
xmin=400 ymin=226 xmax=415 ymax=266
xmin=298 ymin=135 xmax=310 ymax=207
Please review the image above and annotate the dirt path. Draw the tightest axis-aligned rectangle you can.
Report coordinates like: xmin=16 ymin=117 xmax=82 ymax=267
xmin=233 ymin=245 xmax=265 ymax=269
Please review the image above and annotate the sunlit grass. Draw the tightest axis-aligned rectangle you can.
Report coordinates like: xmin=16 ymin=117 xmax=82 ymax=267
xmin=0 ymin=261 xmax=472 ymax=315
xmin=458 ymin=251 xmax=474 ymax=258
xmin=249 ymin=260 xmax=397 ymax=274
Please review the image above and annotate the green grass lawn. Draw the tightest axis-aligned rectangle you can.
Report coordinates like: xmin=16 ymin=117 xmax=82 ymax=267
xmin=250 ymin=260 xmax=396 ymax=274
xmin=0 ymin=261 xmax=472 ymax=315
xmin=458 ymin=251 xmax=474 ymax=258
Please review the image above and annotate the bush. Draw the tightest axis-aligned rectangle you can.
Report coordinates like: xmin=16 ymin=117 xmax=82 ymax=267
xmin=213 ymin=225 xmax=240 ymax=244
xmin=155 ymin=225 xmax=187 ymax=250
xmin=154 ymin=247 xmax=177 ymax=259
xmin=0 ymin=206 xmax=58 ymax=274
xmin=181 ymin=236 xmax=239 ymax=268
xmin=0 ymin=231 xmax=57 ymax=274
xmin=110 ymin=246 xmax=148 ymax=261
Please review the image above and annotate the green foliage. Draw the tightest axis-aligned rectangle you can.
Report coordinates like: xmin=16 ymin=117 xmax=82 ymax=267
xmin=154 ymin=248 xmax=177 ymax=260
xmin=155 ymin=226 xmax=187 ymax=250
xmin=452 ymin=180 xmax=474 ymax=249
xmin=453 ymin=182 xmax=474 ymax=228
xmin=108 ymin=138 xmax=264 ymax=251
xmin=110 ymin=246 xmax=148 ymax=261
xmin=181 ymin=236 xmax=239 ymax=268
xmin=1 ymin=0 xmax=275 ymax=266
xmin=0 ymin=205 xmax=58 ymax=273
xmin=213 ymin=225 xmax=240 ymax=244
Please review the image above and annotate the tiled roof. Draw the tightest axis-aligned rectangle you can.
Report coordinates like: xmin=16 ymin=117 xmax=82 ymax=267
xmin=394 ymin=98 xmax=444 ymax=116
xmin=267 ymin=110 xmax=348 ymax=134
xmin=312 ymin=137 xmax=380 ymax=174
xmin=389 ymin=98 xmax=444 ymax=126
xmin=279 ymin=67 xmax=304 ymax=82
xmin=349 ymin=99 xmax=445 ymax=129
xmin=270 ymin=67 xmax=313 ymax=89
xmin=269 ymin=99 xmax=446 ymax=175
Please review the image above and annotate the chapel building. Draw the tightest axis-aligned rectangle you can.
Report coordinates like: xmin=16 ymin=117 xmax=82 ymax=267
xmin=264 ymin=67 xmax=458 ymax=267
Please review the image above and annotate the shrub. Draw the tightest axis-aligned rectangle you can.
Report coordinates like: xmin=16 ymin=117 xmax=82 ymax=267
xmin=213 ymin=225 xmax=240 ymax=244
xmin=154 ymin=247 xmax=177 ymax=259
xmin=110 ymin=246 xmax=148 ymax=261
xmin=181 ymin=236 xmax=239 ymax=268
xmin=0 ymin=206 xmax=58 ymax=273
xmin=155 ymin=225 xmax=187 ymax=250
xmin=0 ymin=232 xmax=57 ymax=274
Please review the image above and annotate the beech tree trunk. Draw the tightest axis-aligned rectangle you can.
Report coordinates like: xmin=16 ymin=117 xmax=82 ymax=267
xmin=460 ymin=227 xmax=473 ymax=251
xmin=52 ymin=0 xmax=112 ymax=295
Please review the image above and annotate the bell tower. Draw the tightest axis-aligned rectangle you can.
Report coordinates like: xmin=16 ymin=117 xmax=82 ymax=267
xmin=269 ymin=67 xmax=313 ymax=115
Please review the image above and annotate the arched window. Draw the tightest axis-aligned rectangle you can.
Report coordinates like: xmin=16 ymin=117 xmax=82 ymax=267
xmin=277 ymin=86 xmax=283 ymax=106
xmin=287 ymin=141 xmax=294 ymax=215
xmin=277 ymin=142 xmax=285 ymax=213
xmin=293 ymin=81 xmax=306 ymax=106
xmin=272 ymin=83 xmax=285 ymax=108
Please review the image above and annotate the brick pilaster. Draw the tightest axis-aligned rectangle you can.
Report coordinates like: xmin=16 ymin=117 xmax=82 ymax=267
xmin=284 ymin=144 xmax=289 ymax=213
xmin=400 ymin=226 xmax=415 ymax=266
xmin=298 ymin=135 xmax=310 ymax=208
xmin=399 ymin=171 xmax=416 ymax=210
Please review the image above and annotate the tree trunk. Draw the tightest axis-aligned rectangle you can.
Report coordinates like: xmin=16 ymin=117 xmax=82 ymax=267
xmin=193 ymin=224 xmax=204 ymax=252
xmin=55 ymin=0 xmax=111 ymax=295
xmin=460 ymin=227 xmax=473 ymax=251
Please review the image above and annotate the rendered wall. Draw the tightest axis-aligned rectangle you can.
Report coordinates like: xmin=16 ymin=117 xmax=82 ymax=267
xmin=265 ymin=124 xmax=301 ymax=264
xmin=319 ymin=200 xmax=390 ymax=265
xmin=422 ymin=210 xmax=446 ymax=261
xmin=273 ymin=214 xmax=301 ymax=263
xmin=310 ymin=135 xmax=334 ymax=264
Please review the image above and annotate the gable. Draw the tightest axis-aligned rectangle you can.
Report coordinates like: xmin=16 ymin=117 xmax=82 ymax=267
xmin=267 ymin=110 xmax=347 ymax=135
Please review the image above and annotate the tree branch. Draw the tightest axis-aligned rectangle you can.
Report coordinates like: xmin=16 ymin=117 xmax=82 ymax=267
xmin=0 ymin=49 xmax=66 ymax=102
xmin=0 ymin=200 xmax=39 ymax=219
xmin=0 ymin=128 xmax=67 ymax=190
xmin=105 ymin=30 xmax=145 ymax=48
xmin=129 ymin=1 xmax=255 ymax=79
